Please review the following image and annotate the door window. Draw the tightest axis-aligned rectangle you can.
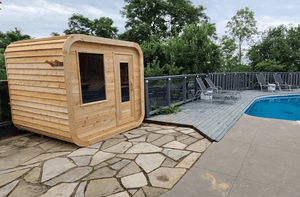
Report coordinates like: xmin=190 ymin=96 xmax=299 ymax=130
xmin=78 ymin=53 xmax=106 ymax=104
xmin=120 ymin=62 xmax=129 ymax=102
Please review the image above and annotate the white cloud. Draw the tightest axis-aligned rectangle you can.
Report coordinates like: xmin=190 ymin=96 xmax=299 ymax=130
xmin=1 ymin=0 xmax=75 ymax=21
xmin=256 ymin=15 xmax=299 ymax=32
xmin=0 ymin=0 xmax=127 ymax=38
xmin=82 ymin=5 xmax=125 ymax=23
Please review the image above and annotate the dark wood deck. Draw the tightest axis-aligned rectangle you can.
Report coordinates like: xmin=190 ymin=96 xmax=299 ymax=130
xmin=146 ymin=90 xmax=300 ymax=141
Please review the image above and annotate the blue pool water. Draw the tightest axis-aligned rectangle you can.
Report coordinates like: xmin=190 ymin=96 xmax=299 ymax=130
xmin=245 ymin=94 xmax=300 ymax=121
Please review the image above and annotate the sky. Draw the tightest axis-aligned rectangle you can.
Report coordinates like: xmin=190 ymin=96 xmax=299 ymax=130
xmin=0 ymin=0 xmax=299 ymax=43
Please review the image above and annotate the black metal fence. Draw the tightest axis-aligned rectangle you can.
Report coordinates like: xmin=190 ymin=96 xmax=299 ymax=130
xmin=1 ymin=72 xmax=300 ymax=123
xmin=144 ymin=72 xmax=300 ymax=118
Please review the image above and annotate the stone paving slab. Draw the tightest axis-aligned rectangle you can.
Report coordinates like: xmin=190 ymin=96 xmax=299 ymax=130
xmin=0 ymin=123 xmax=211 ymax=197
xmin=2 ymin=101 xmax=299 ymax=197
xmin=147 ymin=90 xmax=300 ymax=141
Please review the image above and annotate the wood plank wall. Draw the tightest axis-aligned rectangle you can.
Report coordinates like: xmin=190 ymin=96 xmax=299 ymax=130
xmin=69 ymin=41 xmax=142 ymax=142
xmin=5 ymin=36 xmax=72 ymax=141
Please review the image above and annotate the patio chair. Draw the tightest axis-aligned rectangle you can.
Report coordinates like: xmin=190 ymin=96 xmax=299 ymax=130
xmin=273 ymin=73 xmax=299 ymax=91
xmin=205 ymin=77 xmax=241 ymax=98
xmin=193 ymin=77 xmax=237 ymax=102
xmin=186 ymin=81 xmax=195 ymax=99
xmin=255 ymin=73 xmax=277 ymax=91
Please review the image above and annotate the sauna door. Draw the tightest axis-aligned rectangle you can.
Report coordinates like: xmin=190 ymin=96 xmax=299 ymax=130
xmin=114 ymin=54 xmax=135 ymax=125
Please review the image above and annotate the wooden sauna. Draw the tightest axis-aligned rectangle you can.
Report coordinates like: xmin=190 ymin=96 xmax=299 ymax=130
xmin=4 ymin=34 xmax=144 ymax=146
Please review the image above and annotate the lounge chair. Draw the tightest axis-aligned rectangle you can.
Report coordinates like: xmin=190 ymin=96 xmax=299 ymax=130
xmin=187 ymin=81 xmax=195 ymax=98
xmin=255 ymin=73 xmax=277 ymax=91
xmin=205 ymin=77 xmax=241 ymax=98
xmin=193 ymin=77 xmax=237 ymax=102
xmin=273 ymin=73 xmax=299 ymax=91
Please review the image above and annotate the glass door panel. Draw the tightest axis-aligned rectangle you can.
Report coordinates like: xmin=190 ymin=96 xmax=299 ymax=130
xmin=120 ymin=63 xmax=129 ymax=102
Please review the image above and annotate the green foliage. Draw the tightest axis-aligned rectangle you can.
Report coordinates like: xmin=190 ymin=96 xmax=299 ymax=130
xmin=0 ymin=49 xmax=6 ymax=80
xmin=144 ymin=57 xmax=165 ymax=77
xmin=142 ymin=22 xmax=221 ymax=77
xmin=230 ymin=64 xmax=253 ymax=72
xmin=219 ymin=35 xmax=238 ymax=72
xmin=163 ymin=23 xmax=221 ymax=74
xmin=247 ymin=24 xmax=300 ymax=72
xmin=165 ymin=0 xmax=208 ymax=36
xmin=0 ymin=28 xmax=31 ymax=49
xmin=50 ymin=32 xmax=60 ymax=37
xmin=254 ymin=60 xmax=286 ymax=72
xmin=64 ymin=14 xmax=119 ymax=39
xmin=146 ymin=175 xmax=151 ymax=185
xmin=89 ymin=170 xmax=96 ymax=174
xmin=140 ymin=35 xmax=167 ymax=71
xmin=153 ymin=103 xmax=182 ymax=115
xmin=119 ymin=0 xmax=207 ymax=44
xmin=226 ymin=7 xmax=258 ymax=65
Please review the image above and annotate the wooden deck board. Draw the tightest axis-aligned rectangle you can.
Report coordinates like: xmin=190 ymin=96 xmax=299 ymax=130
xmin=147 ymin=90 xmax=300 ymax=141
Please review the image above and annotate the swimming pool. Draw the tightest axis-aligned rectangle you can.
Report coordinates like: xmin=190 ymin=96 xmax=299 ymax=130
xmin=245 ymin=94 xmax=300 ymax=121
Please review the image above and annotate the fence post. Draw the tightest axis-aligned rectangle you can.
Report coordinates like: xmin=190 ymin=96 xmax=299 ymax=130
xmin=234 ymin=73 xmax=237 ymax=90
xmin=183 ymin=77 xmax=186 ymax=103
xmin=222 ymin=74 xmax=225 ymax=89
xmin=144 ymin=79 xmax=150 ymax=118
xmin=244 ymin=73 xmax=247 ymax=90
xmin=195 ymin=76 xmax=198 ymax=99
xmin=166 ymin=78 xmax=171 ymax=106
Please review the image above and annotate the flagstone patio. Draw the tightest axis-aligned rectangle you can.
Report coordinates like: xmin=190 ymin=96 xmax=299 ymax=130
xmin=0 ymin=122 xmax=211 ymax=197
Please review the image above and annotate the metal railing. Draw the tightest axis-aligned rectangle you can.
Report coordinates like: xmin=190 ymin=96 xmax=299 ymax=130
xmin=1 ymin=72 xmax=300 ymax=121
xmin=144 ymin=72 xmax=300 ymax=118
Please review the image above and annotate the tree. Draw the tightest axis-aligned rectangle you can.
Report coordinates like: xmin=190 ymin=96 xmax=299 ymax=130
xmin=247 ymin=24 xmax=300 ymax=72
xmin=226 ymin=7 xmax=258 ymax=65
xmin=0 ymin=28 xmax=31 ymax=49
xmin=50 ymin=32 xmax=60 ymax=37
xmin=119 ymin=0 xmax=168 ymax=43
xmin=0 ymin=49 xmax=5 ymax=80
xmin=165 ymin=0 xmax=208 ymax=36
xmin=219 ymin=35 xmax=238 ymax=72
xmin=163 ymin=22 xmax=221 ymax=74
xmin=64 ymin=14 xmax=118 ymax=39
xmin=119 ymin=0 xmax=207 ymax=44
xmin=0 ymin=1 xmax=2 ymax=10
xmin=253 ymin=60 xmax=286 ymax=72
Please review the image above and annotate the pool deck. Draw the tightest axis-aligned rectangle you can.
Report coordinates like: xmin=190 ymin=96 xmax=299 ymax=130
xmin=146 ymin=89 xmax=300 ymax=141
